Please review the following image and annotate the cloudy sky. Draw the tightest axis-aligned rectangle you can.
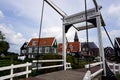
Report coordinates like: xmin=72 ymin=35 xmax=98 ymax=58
xmin=0 ymin=0 xmax=120 ymax=53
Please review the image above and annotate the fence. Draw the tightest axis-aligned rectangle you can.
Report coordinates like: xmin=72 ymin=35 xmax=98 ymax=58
xmin=83 ymin=61 xmax=103 ymax=80
xmin=0 ymin=62 xmax=31 ymax=80
xmin=108 ymin=62 xmax=120 ymax=74
xmin=0 ymin=60 xmax=71 ymax=80
xmin=32 ymin=59 xmax=72 ymax=70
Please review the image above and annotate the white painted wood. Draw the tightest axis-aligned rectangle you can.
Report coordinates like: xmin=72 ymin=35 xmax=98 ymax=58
xmin=10 ymin=64 xmax=13 ymax=80
xmin=0 ymin=62 xmax=31 ymax=80
xmin=91 ymin=69 xmax=103 ymax=79
xmin=83 ymin=70 xmax=91 ymax=80
xmin=85 ymin=62 xmax=103 ymax=68
xmin=84 ymin=62 xmax=103 ymax=80
xmin=32 ymin=60 xmax=71 ymax=70
xmin=62 ymin=24 xmax=66 ymax=70
xmin=66 ymin=63 xmax=72 ymax=69
xmin=63 ymin=7 xmax=101 ymax=25
xmin=32 ymin=64 xmax=63 ymax=70
xmin=33 ymin=59 xmax=64 ymax=63
xmin=119 ymin=64 xmax=120 ymax=74
xmin=108 ymin=62 xmax=120 ymax=74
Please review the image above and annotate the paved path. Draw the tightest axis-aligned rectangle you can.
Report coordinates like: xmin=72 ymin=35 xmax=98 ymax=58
xmin=23 ymin=66 xmax=101 ymax=80
xmin=36 ymin=70 xmax=86 ymax=80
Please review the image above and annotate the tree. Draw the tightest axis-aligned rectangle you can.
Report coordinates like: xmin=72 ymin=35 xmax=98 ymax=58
xmin=0 ymin=41 xmax=10 ymax=55
xmin=0 ymin=31 xmax=10 ymax=55
xmin=0 ymin=31 xmax=5 ymax=41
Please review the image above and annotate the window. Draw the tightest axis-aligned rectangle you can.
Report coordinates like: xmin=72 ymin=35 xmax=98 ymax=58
xmin=83 ymin=48 xmax=85 ymax=51
xmin=24 ymin=44 xmax=27 ymax=48
xmin=28 ymin=48 xmax=32 ymax=53
xmin=31 ymin=55 xmax=34 ymax=58
xmin=45 ymin=47 xmax=49 ymax=53
xmin=39 ymin=47 xmax=42 ymax=53
xmin=28 ymin=55 xmax=31 ymax=58
xmin=69 ymin=45 xmax=73 ymax=51
xmin=32 ymin=41 xmax=37 ymax=46
xmin=34 ymin=48 xmax=38 ymax=53
xmin=22 ymin=50 xmax=26 ymax=53
xmin=54 ymin=49 xmax=56 ymax=53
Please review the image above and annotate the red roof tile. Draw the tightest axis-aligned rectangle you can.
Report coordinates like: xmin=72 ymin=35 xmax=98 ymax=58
xmin=58 ymin=42 xmax=80 ymax=53
xmin=27 ymin=37 xmax=55 ymax=47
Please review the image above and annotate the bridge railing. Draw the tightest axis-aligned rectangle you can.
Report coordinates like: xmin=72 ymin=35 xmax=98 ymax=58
xmin=83 ymin=62 xmax=103 ymax=80
xmin=32 ymin=59 xmax=72 ymax=70
xmin=0 ymin=62 xmax=31 ymax=80
xmin=0 ymin=60 xmax=71 ymax=80
xmin=108 ymin=62 xmax=120 ymax=74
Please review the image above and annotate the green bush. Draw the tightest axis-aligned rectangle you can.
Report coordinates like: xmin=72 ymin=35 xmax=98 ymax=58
xmin=34 ymin=54 xmax=63 ymax=74
xmin=40 ymin=53 xmax=62 ymax=60
xmin=116 ymin=73 xmax=120 ymax=80
xmin=66 ymin=55 xmax=87 ymax=69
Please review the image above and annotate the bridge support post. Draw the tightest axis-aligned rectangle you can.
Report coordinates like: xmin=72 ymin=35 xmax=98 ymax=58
xmin=96 ymin=8 xmax=106 ymax=77
xmin=93 ymin=0 xmax=106 ymax=76
xmin=62 ymin=24 xmax=66 ymax=70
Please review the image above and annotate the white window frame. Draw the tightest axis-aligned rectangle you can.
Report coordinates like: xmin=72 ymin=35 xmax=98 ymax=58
xmin=28 ymin=55 xmax=31 ymax=58
xmin=39 ymin=47 xmax=42 ymax=53
xmin=70 ymin=45 xmax=73 ymax=51
xmin=83 ymin=48 xmax=85 ymax=51
xmin=45 ymin=47 xmax=49 ymax=53
xmin=34 ymin=47 xmax=38 ymax=53
xmin=28 ymin=47 xmax=32 ymax=53
xmin=22 ymin=50 xmax=26 ymax=53
xmin=54 ymin=48 xmax=56 ymax=53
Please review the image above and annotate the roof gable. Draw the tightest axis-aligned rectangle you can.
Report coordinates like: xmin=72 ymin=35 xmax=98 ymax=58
xmin=20 ymin=42 xmax=28 ymax=49
xmin=116 ymin=37 xmax=120 ymax=44
xmin=28 ymin=37 xmax=55 ymax=47
xmin=115 ymin=37 xmax=120 ymax=48
xmin=81 ymin=42 xmax=98 ymax=48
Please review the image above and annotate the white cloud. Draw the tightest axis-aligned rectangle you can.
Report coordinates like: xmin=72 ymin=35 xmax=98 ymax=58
xmin=102 ymin=29 xmax=120 ymax=47
xmin=108 ymin=4 xmax=120 ymax=17
xmin=106 ymin=4 xmax=120 ymax=32
xmin=42 ymin=26 xmax=62 ymax=42
xmin=14 ymin=0 xmax=42 ymax=22
xmin=0 ymin=10 xmax=4 ymax=18
xmin=0 ymin=24 xmax=26 ymax=53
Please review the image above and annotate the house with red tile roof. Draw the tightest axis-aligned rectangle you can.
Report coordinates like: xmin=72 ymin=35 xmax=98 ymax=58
xmin=58 ymin=32 xmax=80 ymax=56
xmin=58 ymin=42 xmax=80 ymax=55
xmin=20 ymin=37 xmax=57 ymax=58
xmin=58 ymin=32 xmax=99 ymax=58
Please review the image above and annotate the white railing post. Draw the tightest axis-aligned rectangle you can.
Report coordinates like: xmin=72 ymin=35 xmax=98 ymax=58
xmin=119 ymin=64 xmax=120 ymax=74
xmin=26 ymin=62 xmax=29 ymax=78
xmin=83 ymin=70 xmax=91 ymax=80
xmin=84 ymin=62 xmax=103 ymax=80
xmin=0 ymin=62 xmax=32 ymax=80
xmin=113 ymin=63 xmax=115 ymax=74
xmin=10 ymin=64 xmax=13 ymax=80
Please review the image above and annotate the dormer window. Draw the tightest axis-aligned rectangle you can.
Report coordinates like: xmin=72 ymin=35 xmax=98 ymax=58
xmin=32 ymin=41 xmax=37 ymax=46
